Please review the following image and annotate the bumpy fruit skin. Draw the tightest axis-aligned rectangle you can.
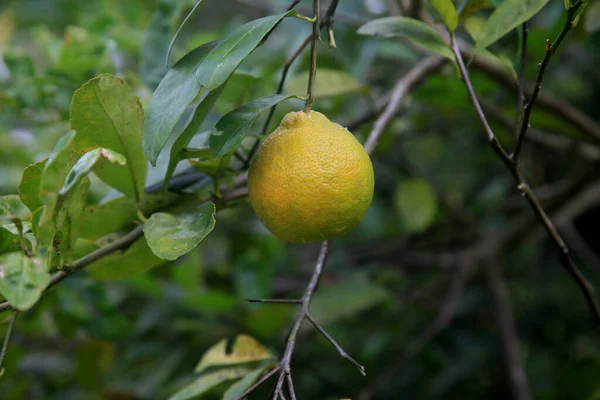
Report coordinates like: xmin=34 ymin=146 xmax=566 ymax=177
xmin=248 ymin=110 xmax=374 ymax=243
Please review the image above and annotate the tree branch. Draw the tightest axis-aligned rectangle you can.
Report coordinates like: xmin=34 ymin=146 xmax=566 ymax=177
xmin=303 ymin=0 xmax=320 ymax=113
xmin=450 ymin=33 xmax=600 ymax=327
xmin=512 ymin=23 xmax=528 ymax=155
xmin=363 ymin=56 xmax=446 ymax=155
xmin=513 ymin=3 xmax=583 ymax=161
xmin=244 ymin=0 xmax=340 ymax=166
xmin=236 ymin=241 xmax=363 ymax=399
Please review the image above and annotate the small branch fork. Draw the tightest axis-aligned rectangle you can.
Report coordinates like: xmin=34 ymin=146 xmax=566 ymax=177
xmin=513 ymin=1 xmax=582 ymax=161
xmin=237 ymin=241 xmax=365 ymax=400
xmin=449 ymin=30 xmax=600 ymax=326
xmin=244 ymin=0 xmax=340 ymax=166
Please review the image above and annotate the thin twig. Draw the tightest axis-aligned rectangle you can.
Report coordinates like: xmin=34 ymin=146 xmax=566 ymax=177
xmin=450 ymin=33 xmax=600 ymax=326
xmin=484 ymin=260 xmax=532 ymax=400
xmin=363 ymin=56 xmax=446 ymax=155
xmin=244 ymin=0 xmax=340 ymax=166
xmin=237 ymin=365 xmax=281 ymax=399
xmin=286 ymin=372 xmax=297 ymax=400
xmin=306 ymin=314 xmax=366 ymax=375
xmin=303 ymin=0 xmax=320 ymax=113
xmin=513 ymin=23 xmax=528 ymax=141
xmin=236 ymin=241 xmax=362 ymax=399
xmin=513 ymin=3 xmax=582 ymax=161
xmin=0 ymin=183 xmax=245 ymax=314
xmin=0 ymin=310 xmax=18 ymax=374
xmin=459 ymin=42 xmax=600 ymax=145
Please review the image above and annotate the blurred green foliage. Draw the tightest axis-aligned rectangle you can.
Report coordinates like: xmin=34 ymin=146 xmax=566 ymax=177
xmin=0 ymin=0 xmax=600 ymax=399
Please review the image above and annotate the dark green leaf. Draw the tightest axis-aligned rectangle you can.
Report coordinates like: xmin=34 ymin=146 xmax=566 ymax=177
xmin=166 ymin=0 xmax=207 ymax=65
xmin=164 ymin=86 xmax=225 ymax=188
xmin=196 ymin=10 xmax=299 ymax=90
xmin=0 ymin=252 xmax=50 ymax=311
xmin=477 ymin=0 xmax=551 ymax=49
xmin=459 ymin=0 xmax=494 ymax=19
xmin=78 ymin=192 xmax=182 ymax=240
xmin=144 ymin=202 xmax=216 ymax=260
xmin=19 ymin=160 xmax=47 ymax=212
xmin=358 ymin=17 xmax=454 ymax=59
xmin=209 ymin=94 xmax=298 ymax=157
xmin=429 ymin=0 xmax=458 ymax=31
xmin=70 ymin=74 xmax=147 ymax=202
xmin=87 ymin=236 xmax=165 ymax=280
xmin=143 ymin=41 xmax=219 ymax=165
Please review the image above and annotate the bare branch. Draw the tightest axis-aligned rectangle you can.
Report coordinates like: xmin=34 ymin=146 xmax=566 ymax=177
xmin=514 ymin=3 xmax=583 ymax=161
xmin=484 ymin=260 xmax=532 ymax=400
xmin=450 ymin=33 xmax=600 ymax=326
xmin=303 ymin=0 xmax=320 ymax=113
xmin=512 ymin=23 xmax=528 ymax=156
xmin=363 ymin=56 xmax=446 ymax=155
xmin=237 ymin=365 xmax=281 ymax=399
xmin=306 ymin=314 xmax=366 ymax=375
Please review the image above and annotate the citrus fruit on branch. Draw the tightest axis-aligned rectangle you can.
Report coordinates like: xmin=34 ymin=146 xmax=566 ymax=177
xmin=248 ymin=110 xmax=375 ymax=243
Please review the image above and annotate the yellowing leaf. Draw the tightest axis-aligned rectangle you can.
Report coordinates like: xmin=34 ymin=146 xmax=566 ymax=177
xmin=195 ymin=335 xmax=274 ymax=373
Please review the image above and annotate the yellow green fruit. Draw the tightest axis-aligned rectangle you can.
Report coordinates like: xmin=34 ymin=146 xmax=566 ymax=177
xmin=248 ymin=110 xmax=375 ymax=243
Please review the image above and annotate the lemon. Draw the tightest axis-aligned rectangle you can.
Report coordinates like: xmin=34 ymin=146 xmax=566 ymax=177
xmin=248 ymin=110 xmax=374 ymax=243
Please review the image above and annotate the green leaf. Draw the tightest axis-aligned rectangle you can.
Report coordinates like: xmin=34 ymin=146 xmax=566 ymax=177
xmin=429 ymin=0 xmax=458 ymax=31
xmin=310 ymin=280 xmax=390 ymax=325
xmin=70 ymin=74 xmax=147 ymax=202
xmin=168 ymin=367 xmax=252 ymax=400
xmin=477 ymin=0 xmax=551 ymax=50
xmin=184 ymin=148 xmax=223 ymax=176
xmin=143 ymin=41 xmax=219 ymax=165
xmin=19 ymin=160 xmax=47 ymax=212
xmin=87 ymin=236 xmax=165 ymax=280
xmin=0 ymin=228 xmax=19 ymax=255
xmin=60 ymin=148 xmax=126 ymax=196
xmin=0 ymin=195 xmax=30 ymax=225
xmin=286 ymin=69 xmax=366 ymax=98
xmin=209 ymin=94 xmax=298 ymax=157
xmin=565 ymin=0 xmax=572 ymax=9
xmin=358 ymin=17 xmax=454 ymax=59
xmin=395 ymin=178 xmax=438 ymax=233
xmin=195 ymin=334 xmax=274 ymax=373
xmin=196 ymin=10 xmax=299 ymax=90
xmin=40 ymin=131 xmax=78 ymax=204
xmin=222 ymin=365 xmax=270 ymax=400
xmin=166 ymin=0 xmax=207 ymax=65
xmin=164 ymin=86 xmax=225 ymax=188
xmin=79 ymin=192 xmax=181 ymax=240
xmin=144 ymin=202 xmax=216 ymax=261
xmin=0 ymin=252 xmax=50 ymax=311
xmin=141 ymin=0 xmax=188 ymax=89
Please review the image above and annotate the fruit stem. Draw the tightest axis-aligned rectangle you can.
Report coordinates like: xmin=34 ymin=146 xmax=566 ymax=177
xmin=303 ymin=0 xmax=320 ymax=113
